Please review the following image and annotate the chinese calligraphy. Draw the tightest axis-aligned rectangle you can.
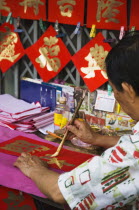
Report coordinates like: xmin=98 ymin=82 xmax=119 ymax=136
xmin=36 ymin=36 xmax=61 ymax=72
xmin=57 ymin=0 xmax=76 ymax=17
xmin=19 ymin=0 xmax=44 ymax=15
xmin=0 ymin=27 xmax=20 ymax=63
xmin=0 ymin=140 xmax=43 ymax=153
xmin=96 ymin=0 xmax=124 ymax=23
xmin=81 ymin=44 xmax=108 ymax=79
xmin=0 ymin=0 xmax=10 ymax=12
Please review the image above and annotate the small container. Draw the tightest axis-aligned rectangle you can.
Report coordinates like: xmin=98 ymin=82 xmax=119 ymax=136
xmin=54 ymin=97 xmax=70 ymax=130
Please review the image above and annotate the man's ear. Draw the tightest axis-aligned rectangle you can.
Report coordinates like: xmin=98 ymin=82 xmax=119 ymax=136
xmin=121 ymin=82 xmax=136 ymax=103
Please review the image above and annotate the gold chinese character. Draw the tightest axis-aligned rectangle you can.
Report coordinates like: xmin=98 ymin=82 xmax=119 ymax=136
xmin=81 ymin=44 xmax=108 ymax=79
xmin=1 ymin=140 xmax=42 ymax=153
xmin=19 ymin=0 xmax=44 ymax=15
xmin=0 ymin=26 xmax=20 ymax=62
xmin=36 ymin=36 xmax=61 ymax=72
xmin=96 ymin=0 xmax=124 ymax=23
xmin=0 ymin=0 xmax=10 ymax=12
xmin=41 ymin=155 xmax=74 ymax=169
xmin=57 ymin=0 xmax=76 ymax=17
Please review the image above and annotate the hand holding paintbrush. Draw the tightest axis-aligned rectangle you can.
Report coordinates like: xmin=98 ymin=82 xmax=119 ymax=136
xmin=51 ymin=90 xmax=87 ymax=157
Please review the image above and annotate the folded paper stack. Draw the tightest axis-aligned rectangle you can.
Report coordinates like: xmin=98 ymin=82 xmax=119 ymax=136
xmin=0 ymin=94 xmax=54 ymax=132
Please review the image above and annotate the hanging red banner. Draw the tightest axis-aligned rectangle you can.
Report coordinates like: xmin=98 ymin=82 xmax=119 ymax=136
xmin=130 ymin=0 xmax=139 ymax=30
xmin=0 ymin=23 xmax=25 ymax=73
xmin=48 ymin=0 xmax=85 ymax=26
xmin=0 ymin=135 xmax=94 ymax=172
xmin=26 ymin=25 xmax=71 ymax=82
xmin=0 ymin=0 xmax=46 ymax=21
xmin=86 ymin=0 xmax=127 ymax=30
xmin=72 ymin=32 xmax=111 ymax=92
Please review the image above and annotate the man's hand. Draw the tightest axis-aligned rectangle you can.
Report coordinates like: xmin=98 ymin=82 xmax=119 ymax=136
xmin=14 ymin=152 xmax=66 ymax=204
xmin=14 ymin=152 xmax=47 ymax=178
xmin=67 ymin=119 xmax=101 ymax=145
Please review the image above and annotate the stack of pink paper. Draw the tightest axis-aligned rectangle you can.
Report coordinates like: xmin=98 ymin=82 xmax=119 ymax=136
xmin=0 ymin=94 xmax=54 ymax=132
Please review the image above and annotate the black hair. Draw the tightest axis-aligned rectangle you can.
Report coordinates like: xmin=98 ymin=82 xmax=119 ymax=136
xmin=105 ymin=32 xmax=139 ymax=96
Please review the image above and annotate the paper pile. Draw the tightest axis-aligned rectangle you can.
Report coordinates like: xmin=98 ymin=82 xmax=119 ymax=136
xmin=0 ymin=94 xmax=54 ymax=132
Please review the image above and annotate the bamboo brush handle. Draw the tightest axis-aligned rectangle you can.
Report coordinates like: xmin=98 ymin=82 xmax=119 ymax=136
xmin=51 ymin=90 xmax=86 ymax=157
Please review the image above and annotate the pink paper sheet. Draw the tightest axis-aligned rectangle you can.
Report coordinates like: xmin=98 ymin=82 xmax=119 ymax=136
xmin=0 ymin=126 xmax=63 ymax=198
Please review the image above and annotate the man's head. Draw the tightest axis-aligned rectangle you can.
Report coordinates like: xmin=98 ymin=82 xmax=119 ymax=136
xmin=105 ymin=32 xmax=139 ymax=120
xmin=106 ymin=32 xmax=139 ymax=95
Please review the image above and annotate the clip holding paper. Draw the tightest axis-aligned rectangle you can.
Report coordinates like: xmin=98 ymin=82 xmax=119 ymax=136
xmin=74 ymin=22 xmax=81 ymax=35
xmin=39 ymin=19 xmax=47 ymax=32
xmin=14 ymin=17 xmax=23 ymax=33
xmin=117 ymin=103 xmax=121 ymax=114
xmin=54 ymin=20 xmax=60 ymax=34
xmin=14 ymin=29 xmax=24 ymax=33
xmin=130 ymin=26 xmax=136 ymax=35
xmin=119 ymin=26 xmax=125 ymax=40
xmin=56 ymin=33 xmax=66 ymax=38
xmin=107 ymin=84 xmax=112 ymax=96
xmin=103 ymin=38 xmax=116 ymax=43
xmin=90 ymin=24 xmax=96 ymax=38
xmin=6 ymin=12 xmax=12 ymax=23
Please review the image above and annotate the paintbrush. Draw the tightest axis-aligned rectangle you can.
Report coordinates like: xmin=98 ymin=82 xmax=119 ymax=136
xmin=51 ymin=90 xmax=87 ymax=157
xmin=46 ymin=130 xmax=63 ymax=140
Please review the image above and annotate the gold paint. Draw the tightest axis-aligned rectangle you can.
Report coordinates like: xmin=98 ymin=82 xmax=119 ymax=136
xmin=57 ymin=0 xmax=76 ymax=17
xmin=19 ymin=0 xmax=44 ymax=15
xmin=0 ymin=0 xmax=10 ymax=12
xmin=96 ymin=0 xmax=124 ymax=23
xmin=44 ymin=36 xmax=58 ymax=46
xmin=0 ymin=140 xmax=44 ymax=153
xmin=31 ymin=146 xmax=50 ymax=154
xmin=36 ymin=36 xmax=61 ymax=72
xmin=81 ymin=44 xmax=108 ymax=79
xmin=0 ymin=27 xmax=21 ymax=62
xmin=41 ymin=155 xmax=74 ymax=169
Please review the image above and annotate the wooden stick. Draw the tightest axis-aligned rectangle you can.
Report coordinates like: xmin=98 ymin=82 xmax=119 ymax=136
xmin=51 ymin=90 xmax=87 ymax=157
xmin=46 ymin=130 xmax=63 ymax=140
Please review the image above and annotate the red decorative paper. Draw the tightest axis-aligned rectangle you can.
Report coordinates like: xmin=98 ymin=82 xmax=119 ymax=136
xmin=0 ymin=186 xmax=36 ymax=209
xmin=1 ymin=0 xmax=46 ymax=21
xmin=48 ymin=0 xmax=85 ymax=26
xmin=87 ymin=0 xmax=127 ymax=30
xmin=26 ymin=25 xmax=71 ymax=82
xmin=130 ymin=0 xmax=139 ymax=30
xmin=0 ymin=136 xmax=94 ymax=172
xmin=0 ymin=23 xmax=25 ymax=73
xmin=72 ymin=32 xmax=111 ymax=92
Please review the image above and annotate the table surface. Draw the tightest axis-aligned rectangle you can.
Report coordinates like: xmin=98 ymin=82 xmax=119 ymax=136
xmin=0 ymin=126 xmax=99 ymax=199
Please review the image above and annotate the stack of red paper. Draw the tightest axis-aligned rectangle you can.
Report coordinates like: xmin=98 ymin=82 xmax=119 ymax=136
xmin=0 ymin=94 xmax=54 ymax=132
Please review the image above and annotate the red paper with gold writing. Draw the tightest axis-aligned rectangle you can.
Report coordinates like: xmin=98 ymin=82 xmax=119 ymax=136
xmin=26 ymin=25 xmax=71 ymax=82
xmin=130 ymin=0 xmax=139 ymax=30
xmin=0 ymin=23 xmax=25 ymax=73
xmin=0 ymin=186 xmax=36 ymax=210
xmin=0 ymin=0 xmax=46 ymax=21
xmin=87 ymin=0 xmax=127 ymax=30
xmin=0 ymin=136 xmax=94 ymax=172
xmin=72 ymin=32 xmax=111 ymax=92
xmin=48 ymin=0 xmax=85 ymax=26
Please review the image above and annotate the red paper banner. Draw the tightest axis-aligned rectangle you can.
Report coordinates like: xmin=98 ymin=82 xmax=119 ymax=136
xmin=0 ymin=23 xmax=25 ymax=73
xmin=26 ymin=25 xmax=71 ymax=82
xmin=1 ymin=0 xmax=46 ymax=20
xmin=72 ymin=32 xmax=112 ymax=92
xmin=130 ymin=0 xmax=139 ymax=30
xmin=0 ymin=186 xmax=36 ymax=210
xmin=0 ymin=136 xmax=94 ymax=172
xmin=48 ymin=0 xmax=85 ymax=26
xmin=87 ymin=0 xmax=127 ymax=30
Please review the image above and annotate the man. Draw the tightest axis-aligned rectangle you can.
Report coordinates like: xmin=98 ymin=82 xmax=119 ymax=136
xmin=14 ymin=33 xmax=139 ymax=209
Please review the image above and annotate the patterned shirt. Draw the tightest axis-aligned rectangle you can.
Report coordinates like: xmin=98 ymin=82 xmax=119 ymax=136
xmin=58 ymin=122 xmax=139 ymax=209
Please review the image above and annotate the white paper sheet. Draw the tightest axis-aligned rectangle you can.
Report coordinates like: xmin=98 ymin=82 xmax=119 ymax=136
xmin=95 ymin=90 xmax=116 ymax=112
